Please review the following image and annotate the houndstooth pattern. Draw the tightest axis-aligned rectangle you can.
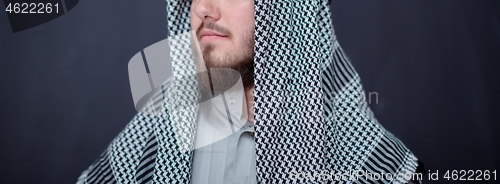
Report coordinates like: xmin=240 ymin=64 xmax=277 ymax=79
xmin=155 ymin=0 xmax=199 ymax=180
xmin=324 ymin=75 xmax=383 ymax=175
xmin=77 ymin=0 xmax=420 ymax=183
xmin=108 ymin=112 xmax=154 ymax=184
xmin=253 ymin=0 xmax=327 ymax=183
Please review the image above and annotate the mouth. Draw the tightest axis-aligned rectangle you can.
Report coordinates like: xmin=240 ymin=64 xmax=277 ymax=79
xmin=199 ymin=29 xmax=229 ymax=42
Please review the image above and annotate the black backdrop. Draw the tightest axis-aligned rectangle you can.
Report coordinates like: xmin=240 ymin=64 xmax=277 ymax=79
xmin=0 ymin=0 xmax=498 ymax=183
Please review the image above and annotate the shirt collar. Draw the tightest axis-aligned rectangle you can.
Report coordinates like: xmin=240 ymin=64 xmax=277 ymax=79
xmin=218 ymin=78 xmax=246 ymax=123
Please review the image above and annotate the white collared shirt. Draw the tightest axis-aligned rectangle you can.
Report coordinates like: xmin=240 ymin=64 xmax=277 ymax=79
xmin=191 ymin=79 xmax=257 ymax=184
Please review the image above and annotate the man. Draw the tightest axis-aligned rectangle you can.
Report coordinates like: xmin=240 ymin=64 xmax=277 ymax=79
xmin=78 ymin=0 xmax=423 ymax=183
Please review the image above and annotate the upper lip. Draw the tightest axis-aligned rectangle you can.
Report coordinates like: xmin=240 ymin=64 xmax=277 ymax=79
xmin=199 ymin=29 xmax=227 ymax=38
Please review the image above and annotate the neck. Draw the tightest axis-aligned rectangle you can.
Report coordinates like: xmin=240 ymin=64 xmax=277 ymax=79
xmin=244 ymin=86 xmax=254 ymax=125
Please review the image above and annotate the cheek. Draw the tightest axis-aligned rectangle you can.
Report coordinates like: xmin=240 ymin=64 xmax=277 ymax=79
xmin=227 ymin=5 xmax=254 ymax=42
xmin=232 ymin=3 xmax=254 ymax=26
xmin=234 ymin=20 xmax=255 ymax=49
xmin=190 ymin=10 xmax=201 ymax=31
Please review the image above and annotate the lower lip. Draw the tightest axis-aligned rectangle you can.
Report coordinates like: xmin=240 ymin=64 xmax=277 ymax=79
xmin=201 ymin=35 xmax=228 ymax=42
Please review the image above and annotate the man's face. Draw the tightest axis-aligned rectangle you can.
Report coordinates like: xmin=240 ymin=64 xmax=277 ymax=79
xmin=190 ymin=0 xmax=255 ymax=70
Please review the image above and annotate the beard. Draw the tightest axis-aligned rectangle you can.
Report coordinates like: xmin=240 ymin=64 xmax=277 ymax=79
xmin=196 ymin=21 xmax=254 ymax=94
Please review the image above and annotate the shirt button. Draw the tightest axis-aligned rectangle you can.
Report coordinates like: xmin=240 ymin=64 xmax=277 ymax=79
xmin=229 ymin=97 xmax=235 ymax=105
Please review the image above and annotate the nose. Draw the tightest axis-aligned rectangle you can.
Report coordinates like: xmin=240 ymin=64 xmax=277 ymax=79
xmin=193 ymin=0 xmax=221 ymax=22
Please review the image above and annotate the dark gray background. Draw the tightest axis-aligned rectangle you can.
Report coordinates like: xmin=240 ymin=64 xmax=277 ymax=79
xmin=0 ymin=0 xmax=498 ymax=183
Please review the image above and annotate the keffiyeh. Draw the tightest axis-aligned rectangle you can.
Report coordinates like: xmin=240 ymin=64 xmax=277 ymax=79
xmin=77 ymin=0 xmax=423 ymax=183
